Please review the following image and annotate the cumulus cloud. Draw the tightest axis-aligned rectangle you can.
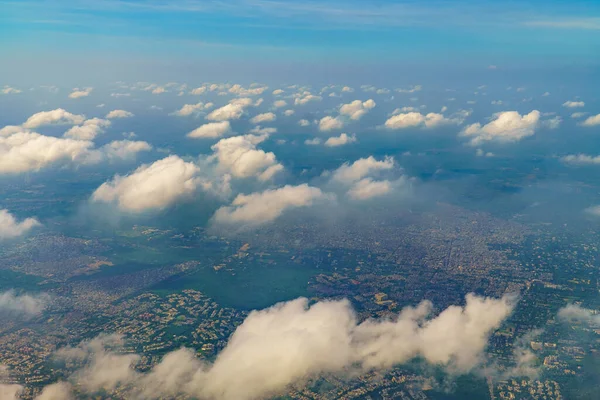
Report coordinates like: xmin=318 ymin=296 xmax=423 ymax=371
xmin=37 ymin=293 xmax=514 ymax=400
xmin=561 ymin=154 xmax=600 ymax=165
xmin=68 ymin=87 xmax=93 ymax=99
xmin=97 ymin=140 xmax=152 ymax=161
xmin=172 ymin=102 xmax=214 ymax=117
xmin=188 ymin=121 xmax=232 ymax=139
xmin=339 ymin=99 xmax=376 ymax=120
xmin=273 ymin=100 xmax=287 ymax=108
xmin=229 ymin=84 xmax=268 ymax=96
xmin=585 ymin=205 xmax=600 ymax=216
xmin=106 ymin=110 xmax=134 ymax=119
xmin=210 ymin=134 xmax=283 ymax=181
xmin=558 ymin=304 xmax=600 ymax=324
xmin=272 ymin=89 xmax=284 ymax=95
xmin=347 ymin=178 xmax=393 ymax=200
xmin=22 ymin=109 xmax=86 ymax=129
xmin=0 ymin=131 xmax=94 ymax=173
xmin=190 ymin=86 xmax=207 ymax=95
xmin=0 ymin=209 xmax=40 ymax=239
xmin=341 ymin=86 xmax=354 ymax=93
xmin=562 ymin=100 xmax=585 ymax=108
xmin=2 ymin=86 xmax=21 ymax=94
xmin=91 ymin=156 xmax=200 ymax=212
xmin=396 ymin=85 xmax=422 ymax=93
xmin=331 ymin=156 xmax=395 ymax=184
xmin=0 ymin=290 xmax=46 ymax=314
xmin=207 ymin=98 xmax=253 ymax=121
xmin=64 ymin=118 xmax=111 ymax=140
xmin=304 ymin=138 xmax=322 ymax=145
xmin=385 ymin=112 xmax=458 ymax=129
xmin=294 ymin=92 xmax=322 ymax=105
xmin=35 ymin=382 xmax=74 ymax=400
xmin=319 ymin=116 xmax=344 ymax=131
xmin=461 ymin=110 xmax=540 ymax=146
xmin=324 ymin=133 xmax=356 ymax=147
xmin=298 ymin=119 xmax=310 ymax=127
xmin=213 ymin=184 xmax=329 ymax=226
xmin=581 ymin=114 xmax=600 ymax=127
xmin=250 ymin=112 xmax=276 ymax=124
xmin=283 ymin=109 xmax=295 ymax=116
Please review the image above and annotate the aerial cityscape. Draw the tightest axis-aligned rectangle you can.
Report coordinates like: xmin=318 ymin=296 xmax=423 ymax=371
xmin=1 ymin=1 xmax=600 ymax=399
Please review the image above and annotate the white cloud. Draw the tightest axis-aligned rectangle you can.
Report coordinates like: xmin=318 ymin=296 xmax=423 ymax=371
xmin=561 ymin=154 xmax=600 ymax=165
xmin=39 ymin=293 xmax=514 ymax=400
xmin=229 ymin=84 xmax=268 ymax=96
xmin=2 ymin=86 xmax=21 ymax=94
xmin=188 ymin=121 xmax=232 ymax=139
xmin=64 ymin=118 xmax=111 ymax=141
xmin=206 ymin=98 xmax=253 ymax=121
xmin=99 ymin=140 xmax=152 ymax=161
xmin=0 ymin=290 xmax=46 ymax=314
xmin=0 ymin=131 xmax=94 ymax=173
xmin=581 ymin=114 xmax=600 ymax=126
xmin=273 ymin=100 xmax=287 ymax=108
xmin=283 ymin=109 xmax=295 ymax=116
xmin=324 ymin=133 xmax=356 ymax=147
xmin=210 ymin=134 xmax=283 ymax=181
xmin=341 ymin=86 xmax=354 ymax=93
xmin=318 ymin=116 xmax=344 ymax=131
xmin=298 ymin=119 xmax=310 ymax=127
xmin=35 ymin=382 xmax=74 ymax=400
xmin=385 ymin=112 xmax=454 ymax=129
xmin=461 ymin=110 xmax=540 ymax=146
xmin=106 ymin=110 xmax=134 ymax=119
xmin=396 ymin=85 xmax=422 ymax=93
xmin=213 ymin=184 xmax=328 ymax=226
xmin=294 ymin=92 xmax=322 ymax=105
xmin=562 ymin=100 xmax=585 ymax=108
xmin=190 ymin=86 xmax=207 ymax=95
xmin=249 ymin=126 xmax=277 ymax=135
xmin=250 ymin=112 xmax=276 ymax=124
xmin=571 ymin=112 xmax=587 ymax=119
xmin=304 ymin=138 xmax=322 ymax=146
xmin=172 ymin=102 xmax=214 ymax=117
xmin=339 ymin=99 xmax=376 ymax=120
xmin=272 ymin=89 xmax=284 ymax=95
xmin=347 ymin=178 xmax=392 ymax=200
xmin=332 ymin=156 xmax=395 ymax=184
xmin=152 ymin=87 xmax=166 ymax=94
xmin=91 ymin=156 xmax=201 ymax=212
xmin=558 ymin=304 xmax=600 ymax=324
xmin=68 ymin=87 xmax=93 ymax=99
xmin=22 ymin=109 xmax=86 ymax=129
xmin=0 ymin=210 xmax=39 ymax=239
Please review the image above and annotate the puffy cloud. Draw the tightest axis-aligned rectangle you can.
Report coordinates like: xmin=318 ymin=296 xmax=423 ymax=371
xmin=385 ymin=112 xmax=456 ymax=129
xmin=461 ymin=110 xmax=540 ymax=146
xmin=0 ymin=290 xmax=46 ymax=314
xmin=298 ymin=119 xmax=310 ymax=127
xmin=585 ymin=205 xmax=600 ymax=216
xmin=249 ymin=126 xmax=277 ymax=135
xmin=0 ymin=209 xmax=40 ymax=239
xmin=0 ymin=131 xmax=94 ymax=173
xmin=91 ymin=155 xmax=200 ymax=212
xmin=395 ymin=85 xmax=422 ymax=93
xmin=190 ymin=86 xmax=207 ymax=95
xmin=68 ymin=87 xmax=93 ymax=99
xmin=561 ymin=154 xmax=600 ymax=164
xmin=106 ymin=109 xmax=134 ymax=119
xmin=210 ymin=134 xmax=283 ymax=181
xmin=332 ymin=156 xmax=395 ymax=184
xmin=272 ymin=89 xmax=284 ymax=95
xmin=172 ymin=102 xmax=214 ymax=117
xmin=250 ymin=112 xmax=276 ymax=124
xmin=273 ymin=100 xmax=287 ymax=108
xmin=152 ymin=86 xmax=166 ymax=94
xmin=188 ymin=121 xmax=232 ymax=139
xmin=318 ymin=116 xmax=344 ymax=131
xmin=304 ymin=138 xmax=322 ymax=146
xmin=213 ymin=184 xmax=328 ymax=226
xmin=98 ymin=140 xmax=152 ymax=161
xmin=206 ymin=98 xmax=253 ymax=121
xmin=341 ymin=86 xmax=354 ymax=93
xmin=229 ymin=84 xmax=268 ymax=96
xmin=339 ymin=99 xmax=376 ymax=120
xmin=38 ymin=294 xmax=514 ymax=400
xmin=64 ymin=118 xmax=111 ymax=140
xmin=22 ymin=109 xmax=86 ymax=129
xmin=558 ymin=304 xmax=600 ymax=324
xmin=581 ymin=114 xmax=600 ymax=126
xmin=347 ymin=178 xmax=392 ymax=200
xmin=562 ymin=100 xmax=585 ymax=108
xmin=2 ymin=86 xmax=21 ymax=94
xmin=35 ymin=382 xmax=74 ymax=400
xmin=294 ymin=92 xmax=322 ymax=105
xmin=324 ymin=133 xmax=356 ymax=147
xmin=283 ymin=109 xmax=295 ymax=116
xmin=571 ymin=112 xmax=587 ymax=119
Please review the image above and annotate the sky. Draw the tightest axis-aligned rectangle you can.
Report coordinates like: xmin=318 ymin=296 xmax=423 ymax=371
xmin=1 ymin=0 xmax=600 ymax=84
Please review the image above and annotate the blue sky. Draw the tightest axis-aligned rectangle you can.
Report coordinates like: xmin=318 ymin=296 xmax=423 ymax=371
xmin=1 ymin=0 xmax=599 ymax=83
